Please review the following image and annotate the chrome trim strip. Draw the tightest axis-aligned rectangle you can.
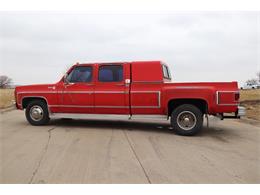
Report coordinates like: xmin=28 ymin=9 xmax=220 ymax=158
xmin=131 ymin=91 xmax=161 ymax=108
xmin=18 ymin=91 xmax=161 ymax=109
xmin=62 ymin=91 xmax=93 ymax=94
xmin=95 ymin=91 xmax=128 ymax=94
xmin=173 ymin=86 xmax=210 ymax=89
xmin=49 ymin=105 xmax=93 ymax=108
xmin=130 ymin=115 xmax=167 ymax=119
xmin=49 ymin=104 xmax=161 ymax=109
xmin=50 ymin=113 xmax=130 ymax=120
xmin=216 ymin=91 xmax=239 ymax=106
xmin=132 ymin=81 xmax=163 ymax=84
xmin=217 ymin=104 xmax=239 ymax=106
xmin=95 ymin=106 xmax=128 ymax=108
xmin=131 ymin=106 xmax=160 ymax=108
xmin=216 ymin=91 xmax=219 ymax=104
xmin=17 ymin=91 xmax=57 ymax=94
xmin=18 ymin=91 xmax=128 ymax=94
xmin=158 ymin=91 xmax=161 ymax=108
xmin=131 ymin=91 xmax=160 ymax=93
xmin=217 ymin=91 xmax=240 ymax=93
xmin=49 ymin=105 xmax=128 ymax=108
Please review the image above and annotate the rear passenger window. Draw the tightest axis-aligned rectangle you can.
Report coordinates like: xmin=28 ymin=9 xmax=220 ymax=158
xmin=98 ymin=65 xmax=123 ymax=82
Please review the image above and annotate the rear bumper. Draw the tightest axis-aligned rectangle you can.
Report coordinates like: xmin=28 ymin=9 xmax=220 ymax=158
xmin=237 ymin=106 xmax=246 ymax=117
xmin=217 ymin=106 xmax=246 ymax=120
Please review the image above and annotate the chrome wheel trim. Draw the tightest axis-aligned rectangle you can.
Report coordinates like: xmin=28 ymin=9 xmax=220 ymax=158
xmin=29 ymin=105 xmax=44 ymax=121
xmin=177 ymin=111 xmax=197 ymax=131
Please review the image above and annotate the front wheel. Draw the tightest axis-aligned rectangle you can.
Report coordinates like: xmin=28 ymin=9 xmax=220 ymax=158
xmin=25 ymin=100 xmax=50 ymax=126
xmin=171 ymin=104 xmax=203 ymax=136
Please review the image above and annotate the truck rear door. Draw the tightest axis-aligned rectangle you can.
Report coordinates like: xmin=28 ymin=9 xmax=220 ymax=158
xmin=94 ymin=63 xmax=131 ymax=114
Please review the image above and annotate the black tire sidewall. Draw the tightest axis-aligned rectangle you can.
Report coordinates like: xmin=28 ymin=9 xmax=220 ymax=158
xmin=171 ymin=104 xmax=203 ymax=136
xmin=25 ymin=100 xmax=50 ymax=126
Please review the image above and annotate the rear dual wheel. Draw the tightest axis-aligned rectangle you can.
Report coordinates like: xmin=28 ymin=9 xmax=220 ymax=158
xmin=171 ymin=104 xmax=203 ymax=136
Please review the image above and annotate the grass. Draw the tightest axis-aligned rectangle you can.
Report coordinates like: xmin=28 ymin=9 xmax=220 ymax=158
xmin=240 ymin=89 xmax=260 ymax=101
xmin=240 ymin=89 xmax=260 ymax=121
xmin=0 ymin=88 xmax=259 ymax=121
xmin=0 ymin=89 xmax=15 ymax=109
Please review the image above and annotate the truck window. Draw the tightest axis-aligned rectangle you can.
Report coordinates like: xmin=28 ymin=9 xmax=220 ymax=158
xmin=162 ymin=64 xmax=171 ymax=79
xmin=67 ymin=66 xmax=93 ymax=83
xmin=98 ymin=65 xmax=123 ymax=82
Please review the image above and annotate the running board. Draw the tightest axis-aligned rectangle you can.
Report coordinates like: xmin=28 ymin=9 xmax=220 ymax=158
xmin=50 ymin=113 xmax=168 ymax=121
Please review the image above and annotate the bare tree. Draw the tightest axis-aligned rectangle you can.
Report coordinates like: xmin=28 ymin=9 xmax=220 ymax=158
xmin=0 ymin=75 xmax=12 ymax=88
xmin=246 ymin=78 xmax=258 ymax=85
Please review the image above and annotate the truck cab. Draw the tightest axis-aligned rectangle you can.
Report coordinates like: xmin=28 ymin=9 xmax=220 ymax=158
xmin=15 ymin=61 xmax=245 ymax=136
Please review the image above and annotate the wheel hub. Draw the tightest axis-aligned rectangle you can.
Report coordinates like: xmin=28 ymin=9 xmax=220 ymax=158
xmin=177 ymin=111 xmax=197 ymax=131
xmin=30 ymin=106 xmax=43 ymax=121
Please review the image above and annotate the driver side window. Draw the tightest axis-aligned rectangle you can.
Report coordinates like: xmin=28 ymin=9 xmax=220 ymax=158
xmin=67 ymin=66 xmax=93 ymax=83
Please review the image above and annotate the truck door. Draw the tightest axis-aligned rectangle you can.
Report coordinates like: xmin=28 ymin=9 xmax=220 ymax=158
xmin=94 ymin=63 xmax=130 ymax=114
xmin=61 ymin=65 xmax=94 ymax=113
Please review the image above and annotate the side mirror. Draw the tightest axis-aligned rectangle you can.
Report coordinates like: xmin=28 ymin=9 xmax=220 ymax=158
xmin=64 ymin=73 xmax=69 ymax=84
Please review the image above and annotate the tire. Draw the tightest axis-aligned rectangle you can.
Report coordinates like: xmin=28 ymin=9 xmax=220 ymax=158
xmin=25 ymin=100 xmax=50 ymax=126
xmin=171 ymin=104 xmax=203 ymax=136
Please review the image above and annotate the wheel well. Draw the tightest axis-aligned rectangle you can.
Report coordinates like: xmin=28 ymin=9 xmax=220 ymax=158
xmin=168 ymin=99 xmax=208 ymax=116
xmin=22 ymin=97 xmax=48 ymax=109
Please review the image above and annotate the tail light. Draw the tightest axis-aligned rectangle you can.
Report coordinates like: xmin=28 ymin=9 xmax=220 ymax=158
xmin=235 ymin=92 xmax=240 ymax=101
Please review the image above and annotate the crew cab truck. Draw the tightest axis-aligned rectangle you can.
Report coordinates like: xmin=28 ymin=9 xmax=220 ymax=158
xmin=15 ymin=61 xmax=245 ymax=136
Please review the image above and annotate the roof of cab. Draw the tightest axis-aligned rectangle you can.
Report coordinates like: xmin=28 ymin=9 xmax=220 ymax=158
xmin=75 ymin=60 xmax=162 ymax=66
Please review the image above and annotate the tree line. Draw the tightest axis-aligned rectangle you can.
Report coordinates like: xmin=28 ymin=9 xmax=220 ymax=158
xmin=246 ymin=72 xmax=260 ymax=85
xmin=0 ymin=75 xmax=12 ymax=88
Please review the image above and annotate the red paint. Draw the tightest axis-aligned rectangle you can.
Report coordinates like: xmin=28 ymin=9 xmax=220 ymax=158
xmin=15 ymin=61 xmax=240 ymax=116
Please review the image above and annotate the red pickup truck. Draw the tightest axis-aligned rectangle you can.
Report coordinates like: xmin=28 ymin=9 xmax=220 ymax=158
xmin=15 ymin=61 xmax=245 ymax=136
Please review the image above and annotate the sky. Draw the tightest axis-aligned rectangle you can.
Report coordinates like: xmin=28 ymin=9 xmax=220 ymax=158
xmin=0 ymin=12 xmax=259 ymax=86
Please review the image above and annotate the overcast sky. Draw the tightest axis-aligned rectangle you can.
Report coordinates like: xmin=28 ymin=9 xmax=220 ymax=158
xmin=0 ymin=12 xmax=259 ymax=86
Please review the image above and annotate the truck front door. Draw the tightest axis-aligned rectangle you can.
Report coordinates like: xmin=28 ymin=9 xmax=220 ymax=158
xmin=60 ymin=65 xmax=94 ymax=113
xmin=94 ymin=63 xmax=130 ymax=114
